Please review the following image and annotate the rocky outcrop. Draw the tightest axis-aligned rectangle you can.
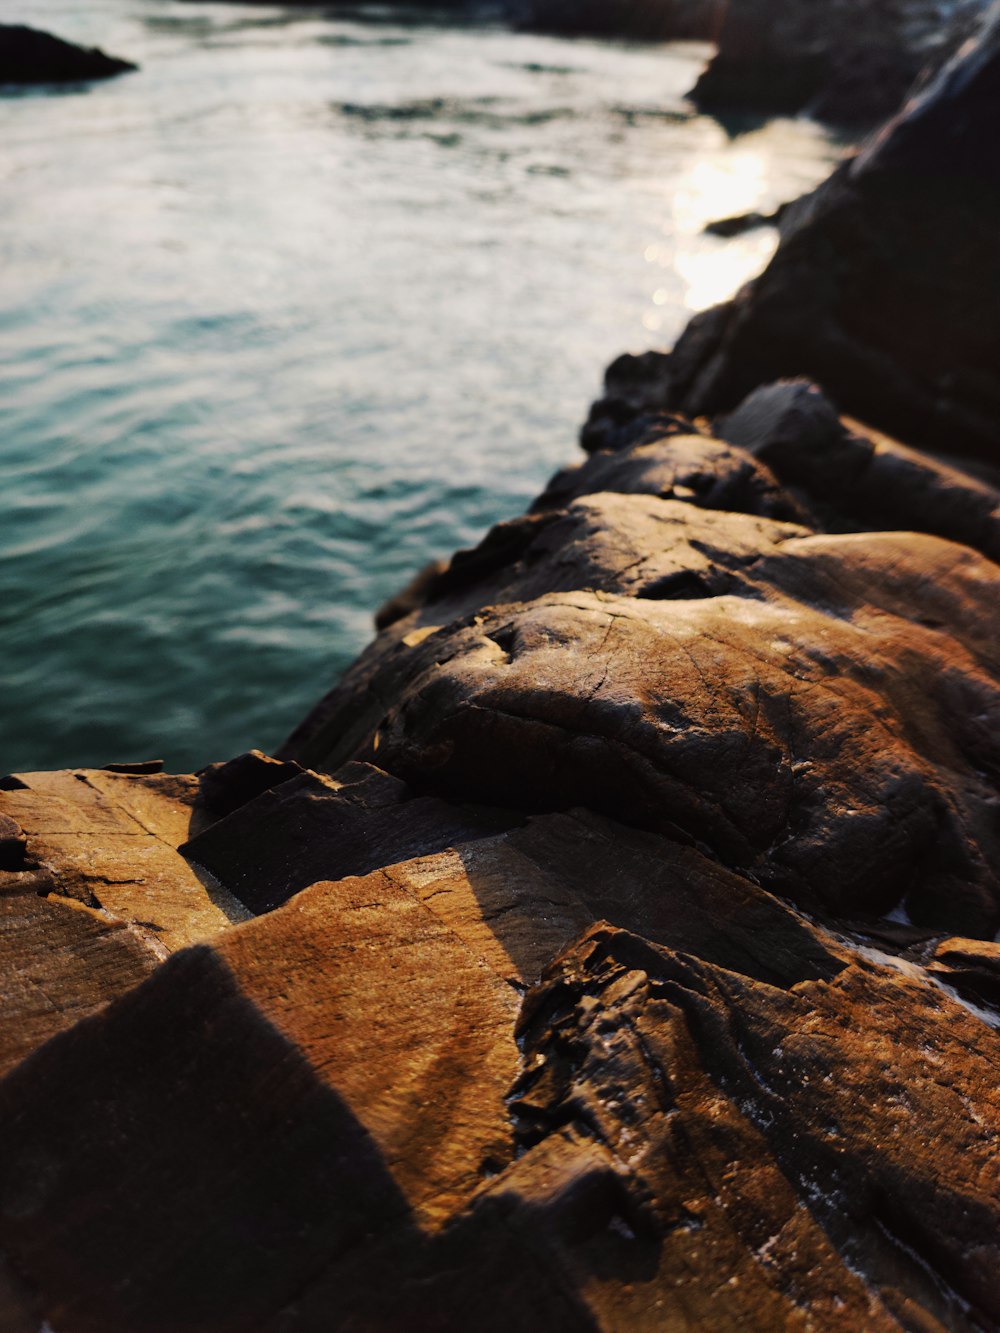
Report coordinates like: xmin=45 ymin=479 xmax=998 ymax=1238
xmin=689 ymin=0 xmax=987 ymax=122
xmin=0 ymin=24 xmax=136 ymax=86
xmin=3 ymin=398 xmax=1000 ymax=1328
xmin=603 ymin=6 xmax=1000 ymax=464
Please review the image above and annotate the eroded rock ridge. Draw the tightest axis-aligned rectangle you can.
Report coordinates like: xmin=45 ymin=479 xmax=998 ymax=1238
xmin=2 ymin=390 xmax=1000 ymax=1329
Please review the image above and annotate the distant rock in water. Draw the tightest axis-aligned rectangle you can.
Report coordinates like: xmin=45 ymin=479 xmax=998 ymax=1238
xmin=594 ymin=2 xmax=1000 ymax=464
xmin=505 ymin=0 xmax=723 ymax=40
xmin=690 ymin=0 xmax=989 ymax=123
xmin=0 ymin=24 xmax=137 ymax=86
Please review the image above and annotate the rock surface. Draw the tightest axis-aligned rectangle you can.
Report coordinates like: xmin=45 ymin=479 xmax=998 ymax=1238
xmin=0 ymin=24 xmax=136 ymax=86
xmin=606 ymin=6 xmax=1000 ymax=463
xmin=689 ymin=0 xmax=987 ymax=122
xmin=4 ymin=306 xmax=1000 ymax=1330
xmin=503 ymin=0 xmax=721 ymax=40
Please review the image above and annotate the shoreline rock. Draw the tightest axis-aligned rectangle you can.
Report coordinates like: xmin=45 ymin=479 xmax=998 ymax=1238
xmin=0 ymin=24 xmax=137 ymax=86
xmin=3 ymin=10 xmax=1000 ymax=1326
xmin=689 ymin=0 xmax=988 ymax=124
xmin=594 ymin=4 xmax=1000 ymax=465
xmin=3 ymin=397 xmax=1000 ymax=1327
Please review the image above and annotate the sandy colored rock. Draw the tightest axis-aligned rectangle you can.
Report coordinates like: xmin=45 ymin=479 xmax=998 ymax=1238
xmin=0 ymin=768 xmax=250 ymax=951
xmin=0 ymin=893 xmax=162 ymax=1077
xmin=2 ymin=814 xmax=998 ymax=1331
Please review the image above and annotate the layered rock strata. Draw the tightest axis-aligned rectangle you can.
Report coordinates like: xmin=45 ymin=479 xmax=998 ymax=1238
xmin=3 ymin=397 xmax=1000 ymax=1330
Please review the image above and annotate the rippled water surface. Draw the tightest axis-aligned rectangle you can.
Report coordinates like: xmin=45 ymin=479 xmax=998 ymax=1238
xmin=1 ymin=0 xmax=843 ymax=770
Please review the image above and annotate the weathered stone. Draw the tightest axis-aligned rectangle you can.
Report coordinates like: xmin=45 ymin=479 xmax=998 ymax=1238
xmin=2 ymin=815 xmax=999 ymax=1331
xmin=928 ymin=936 xmax=1000 ymax=1009
xmin=668 ymin=9 xmax=1000 ymax=461
xmin=720 ymin=379 xmax=1000 ymax=558
xmin=536 ymin=429 xmax=810 ymax=525
xmin=0 ymin=861 xmax=522 ymax=1332
xmin=282 ymin=484 xmax=1000 ymax=937
xmin=689 ymin=0 xmax=987 ymax=123
xmin=195 ymin=748 xmax=304 ymax=818
xmin=181 ymin=763 xmax=517 ymax=914
xmin=0 ymin=769 xmax=249 ymax=951
xmin=0 ymin=893 xmax=161 ymax=1077
xmin=0 ymin=24 xmax=136 ymax=85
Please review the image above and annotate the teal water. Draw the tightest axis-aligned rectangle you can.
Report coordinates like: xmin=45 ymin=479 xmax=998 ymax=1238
xmin=0 ymin=0 xmax=842 ymax=772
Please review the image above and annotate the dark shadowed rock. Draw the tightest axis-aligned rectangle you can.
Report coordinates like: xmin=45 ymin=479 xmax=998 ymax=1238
xmin=375 ymin=557 xmax=449 ymax=630
xmin=180 ymin=762 xmax=517 ymax=914
xmin=704 ymin=203 xmax=788 ymax=236
xmin=537 ymin=428 xmax=811 ymax=524
xmin=668 ymin=7 xmax=1000 ymax=461
xmin=0 ymin=24 xmax=137 ymax=86
xmin=504 ymin=0 xmax=722 ymax=40
xmin=719 ymin=380 xmax=1000 ymax=556
xmin=196 ymin=748 xmax=305 ymax=818
xmin=689 ymin=0 xmax=987 ymax=123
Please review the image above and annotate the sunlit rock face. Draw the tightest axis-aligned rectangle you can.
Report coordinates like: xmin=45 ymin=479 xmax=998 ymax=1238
xmin=613 ymin=5 xmax=1000 ymax=462
xmin=3 ymin=409 xmax=1000 ymax=1330
xmin=3 ymin=403 xmax=1000 ymax=1329
xmin=689 ymin=0 xmax=987 ymax=121
xmin=283 ymin=416 xmax=1000 ymax=940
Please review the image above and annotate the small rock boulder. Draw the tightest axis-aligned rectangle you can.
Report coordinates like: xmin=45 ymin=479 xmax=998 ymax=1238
xmin=0 ymin=24 xmax=137 ymax=86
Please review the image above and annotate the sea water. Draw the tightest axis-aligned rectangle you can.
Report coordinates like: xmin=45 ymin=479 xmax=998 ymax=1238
xmin=0 ymin=0 xmax=843 ymax=770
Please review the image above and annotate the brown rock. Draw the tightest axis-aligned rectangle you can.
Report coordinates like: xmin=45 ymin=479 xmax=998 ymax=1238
xmin=180 ymin=762 xmax=517 ymax=914
xmin=2 ymin=816 xmax=999 ymax=1330
xmin=0 ymin=893 xmax=161 ymax=1077
xmin=282 ymin=487 xmax=1000 ymax=936
xmin=0 ymin=768 xmax=250 ymax=949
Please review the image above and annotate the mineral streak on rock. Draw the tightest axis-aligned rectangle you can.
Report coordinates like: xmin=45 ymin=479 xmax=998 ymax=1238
xmin=0 ymin=24 xmax=137 ymax=86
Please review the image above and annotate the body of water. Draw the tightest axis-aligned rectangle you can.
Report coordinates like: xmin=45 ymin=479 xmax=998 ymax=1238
xmin=0 ymin=0 xmax=843 ymax=771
